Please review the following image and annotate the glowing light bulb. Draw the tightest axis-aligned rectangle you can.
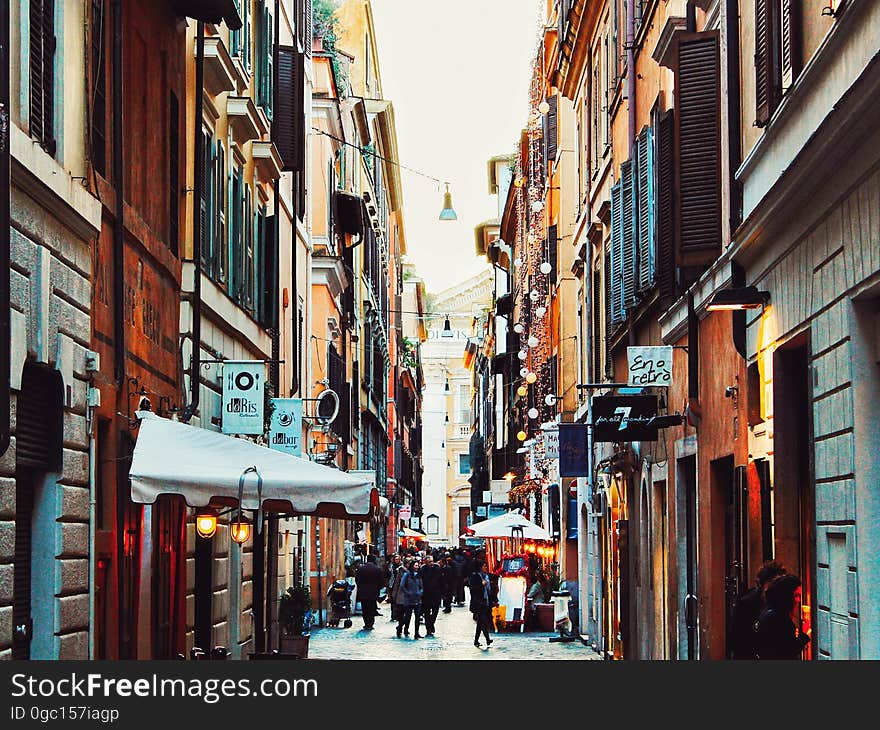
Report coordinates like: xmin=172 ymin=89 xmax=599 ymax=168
xmin=196 ymin=512 xmax=217 ymax=539
xmin=529 ymin=290 xmax=539 ymax=302
xmin=540 ymin=261 xmax=552 ymax=275
xmin=519 ymin=367 xmax=529 ymax=378
xmin=528 ymin=407 xmax=539 ymax=419
xmin=525 ymin=372 xmax=537 ymax=384
xmin=531 ymin=200 xmax=544 ymax=213
xmin=517 ymin=385 xmax=528 ymax=397
xmin=527 ymin=336 xmax=539 ymax=348
xmin=513 ymin=323 xmax=524 ymax=334
xmin=517 ymin=430 xmax=528 ymax=442
xmin=538 ymin=100 xmax=550 ymax=114
xmin=518 ymin=350 xmax=527 ymax=361
xmin=514 ymin=257 xmax=523 ymax=267
xmin=535 ymin=306 xmax=546 ymax=317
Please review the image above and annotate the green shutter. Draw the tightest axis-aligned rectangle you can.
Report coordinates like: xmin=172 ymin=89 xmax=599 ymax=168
xmin=231 ymin=0 xmax=241 ymax=56
xmin=215 ymin=143 xmax=226 ymax=283
xmin=636 ymin=126 xmax=655 ymax=291
xmin=621 ymin=160 xmax=636 ymax=311
xmin=244 ymin=0 xmax=251 ymax=73
xmin=609 ymin=180 xmax=623 ymax=324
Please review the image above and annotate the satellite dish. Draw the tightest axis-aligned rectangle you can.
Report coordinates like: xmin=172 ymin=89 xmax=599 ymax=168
xmin=315 ymin=389 xmax=340 ymax=425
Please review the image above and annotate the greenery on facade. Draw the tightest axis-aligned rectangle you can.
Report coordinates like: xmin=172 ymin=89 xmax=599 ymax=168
xmin=401 ymin=337 xmax=418 ymax=370
xmin=313 ymin=0 xmax=349 ymax=97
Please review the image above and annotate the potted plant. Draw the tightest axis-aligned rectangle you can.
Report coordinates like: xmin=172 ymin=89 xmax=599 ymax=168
xmin=278 ymin=585 xmax=311 ymax=658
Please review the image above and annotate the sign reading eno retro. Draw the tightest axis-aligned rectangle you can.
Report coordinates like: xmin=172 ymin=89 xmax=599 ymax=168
xmin=222 ymin=361 xmax=266 ymax=434
xmin=269 ymin=398 xmax=303 ymax=457
xmin=627 ymin=346 xmax=673 ymax=386
xmin=591 ymin=395 xmax=659 ymax=442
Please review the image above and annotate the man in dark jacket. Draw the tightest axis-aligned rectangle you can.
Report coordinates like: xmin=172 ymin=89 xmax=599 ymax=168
xmin=730 ymin=560 xmax=786 ymax=659
xmin=451 ymin=550 xmax=468 ymax=606
xmin=355 ymin=554 xmax=384 ymax=630
xmin=440 ymin=555 xmax=454 ymax=613
xmin=468 ymin=559 xmax=496 ymax=648
xmin=419 ymin=554 xmax=443 ymax=636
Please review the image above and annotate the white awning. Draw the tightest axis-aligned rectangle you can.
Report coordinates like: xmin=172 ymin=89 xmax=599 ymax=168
xmin=461 ymin=511 xmax=552 ymax=541
xmin=129 ymin=412 xmax=379 ymax=520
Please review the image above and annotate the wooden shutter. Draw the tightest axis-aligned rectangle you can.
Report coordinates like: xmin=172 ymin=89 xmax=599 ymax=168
xmin=198 ymin=131 xmax=210 ymax=270
xmin=621 ymin=160 xmax=636 ymax=310
xmin=609 ymin=182 xmax=624 ymax=324
xmin=780 ymin=0 xmax=800 ymax=93
xmin=30 ymin=0 xmax=56 ymax=155
xmin=274 ymin=47 xmax=305 ymax=173
xmin=266 ymin=4 xmax=274 ymax=119
xmin=230 ymin=0 xmax=241 ymax=56
xmin=13 ymin=478 xmax=34 ymax=659
xmin=655 ymin=109 xmax=676 ymax=304
xmin=230 ymin=168 xmax=242 ymax=300
xmin=754 ymin=0 xmax=775 ymax=126
xmin=214 ymin=143 xmax=226 ymax=281
xmin=548 ymin=224 xmax=558 ymax=285
xmin=244 ymin=187 xmax=254 ymax=310
xmin=168 ymin=92 xmax=180 ymax=256
xmin=675 ymin=32 xmax=721 ymax=269
xmin=636 ymin=126 xmax=655 ymax=292
xmin=548 ymin=95 xmax=558 ymax=163
xmin=243 ymin=0 xmax=251 ymax=71
xmin=304 ymin=0 xmax=313 ymax=57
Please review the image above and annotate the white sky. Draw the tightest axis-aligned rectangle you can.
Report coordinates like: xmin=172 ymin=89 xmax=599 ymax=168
xmin=370 ymin=0 xmax=540 ymax=295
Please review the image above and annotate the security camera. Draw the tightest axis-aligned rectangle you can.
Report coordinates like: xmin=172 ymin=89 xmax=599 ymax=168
xmin=138 ymin=395 xmax=153 ymax=412
xmin=724 ymin=385 xmax=738 ymax=399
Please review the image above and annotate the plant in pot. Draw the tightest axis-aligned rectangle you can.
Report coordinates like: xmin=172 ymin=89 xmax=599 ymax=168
xmin=279 ymin=585 xmax=311 ymax=658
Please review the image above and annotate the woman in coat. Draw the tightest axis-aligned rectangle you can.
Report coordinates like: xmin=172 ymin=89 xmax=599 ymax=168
xmin=755 ymin=573 xmax=811 ymax=659
xmin=396 ymin=559 xmax=424 ymax=639
xmin=468 ymin=559 xmax=496 ymax=648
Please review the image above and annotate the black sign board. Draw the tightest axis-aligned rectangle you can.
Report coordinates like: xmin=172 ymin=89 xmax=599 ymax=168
xmin=558 ymin=423 xmax=589 ymax=477
xmin=591 ymin=395 xmax=659 ymax=442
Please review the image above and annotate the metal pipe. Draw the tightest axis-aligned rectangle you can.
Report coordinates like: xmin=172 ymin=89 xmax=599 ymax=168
xmin=0 ymin=0 xmax=10 ymax=457
xmin=182 ymin=22 xmax=205 ymax=423
xmin=626 ymin=0 xmax=636 ymax=146
xmin=87 ymin=403 xmax=97 ymax=658
xmin=112 ymin=0 xmax=124 ymax=382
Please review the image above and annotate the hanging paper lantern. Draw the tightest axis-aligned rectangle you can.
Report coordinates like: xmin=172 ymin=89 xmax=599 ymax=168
xmin=535 ymin=306 xmax=546 ymax=317
xmin=540 ymin=261 xmax=552 ymax=275
xmin=520 ymin=367 xmax=529 ymax=378
xmin=528 ymin=407 xmax=539 ymax=420
xmin=513 ymin=323 xmax=524 ymax=334
xmin=527 ymin=335 xmax=539 ymax=348
xmin=518 ymin=350 xmax=527 ymax=361
xmin=529 ymin=290 xmax=539 ymax=302
xmin=531 ymin=200 xmax=544 ymax=213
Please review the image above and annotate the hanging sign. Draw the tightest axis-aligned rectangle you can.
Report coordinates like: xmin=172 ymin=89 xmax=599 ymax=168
xmin=544 ymin=428 xmax=559 ymax=459
xmin=398 ymin=505 xmax=411 ymax=522
xmin=591 ymin=395 xmax=659 ymax=442
xmin=627 ymin=346 xmax=673 ymax=386
xmin=558 ymin=423 xmax=588 ymax=477
xmin=222 ymin=361 xmax=265 ymax=434
xmin=269 ymin=398 xmax=303 ymax=456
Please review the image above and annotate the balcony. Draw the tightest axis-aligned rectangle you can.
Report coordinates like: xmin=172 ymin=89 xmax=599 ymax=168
xmin=200 ymin=36 xmax=237 ymax=96
xmin=174 ymin=1 xmax=242 ymax=29
xmin=250 ymin=141 xmax=283 ymax=180
xmin=227 ymin=96 xmax=262 ymax=145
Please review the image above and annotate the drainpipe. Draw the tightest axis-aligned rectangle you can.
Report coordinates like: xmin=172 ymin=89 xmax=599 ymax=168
xmin=181 ymin=22 xmax=205 ymax=423
xmin=626 ymin=0 xmax=636 ymax=148
xmin=0 ymin=0 xmax=11 ymax=456
xmin=112 ymin=0 xmax=125 ymax=382
xmin=88 ymin=400 xmax=97 ymax=658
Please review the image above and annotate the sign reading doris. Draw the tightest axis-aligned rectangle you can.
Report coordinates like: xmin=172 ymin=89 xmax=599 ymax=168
xmin=269 ymin=398 xmax=303 ymax=457
xmin=222 ymin=361 xmax=265 ymax=435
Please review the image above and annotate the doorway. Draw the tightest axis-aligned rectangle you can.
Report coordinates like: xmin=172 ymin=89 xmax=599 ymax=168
xmin=651 ymin=480 xmax=669 ymax=659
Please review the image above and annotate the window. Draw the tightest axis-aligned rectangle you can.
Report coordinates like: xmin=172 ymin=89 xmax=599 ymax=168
xmin=90 ymin=0 xmax=107 ymax=176
xmin=30 ymin=0 xmax=56 ymax=155
xmin=426 ymin=515 xmax=439 ymax=534
xmin=458 ymin=453 xmax=470 ymax=475
xmin=168 ymin=92 xmax=180 ymax=255
xmin=755 ymin=0 xmax=801 ymax=126
xmin=457 ymin=384 xmax=471 ymax=424
xmin=229 ymin=165 xmax=244 ymax=302
xmin=256 ymin=0 xmax=274 ymax=119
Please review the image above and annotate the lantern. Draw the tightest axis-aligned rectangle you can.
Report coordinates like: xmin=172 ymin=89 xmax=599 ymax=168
xmin=195 ymin=509 xmax=218 ymax=539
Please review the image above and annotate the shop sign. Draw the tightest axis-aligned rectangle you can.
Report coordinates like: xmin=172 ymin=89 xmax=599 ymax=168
xmin=627 ymin=346 xmax=673 ymax=386
xmin=558 ymin=423 xmax=588 ymax=477
xmin=268 ymin=398 xmax=303 ymax=456
xmin=222 ymin=361 xmax=265 ymax=434
xmin=398 ymin=504 xmax=411 ymax=522
xmin=591 ymin=395 xmax=659 ymax=442
xmin=544 ymin=428 xmax=559 ymax=459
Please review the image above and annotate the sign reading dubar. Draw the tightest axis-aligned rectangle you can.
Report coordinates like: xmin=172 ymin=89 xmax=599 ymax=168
xmin=269 ymin=398 xmax=303 ymax=456
xmin=222 ymin=361 xmax=265 ymax=434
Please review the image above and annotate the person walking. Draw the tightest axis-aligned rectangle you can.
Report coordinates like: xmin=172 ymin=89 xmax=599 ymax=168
xmin=469 ymin=559 xmax=495 ymax=648
xmin=451 ymin=550 xmax=468 ymax=606
xmin=730 ymin=560 xmax=786 ymax=659
xmin=755 ymin=573 xmax=811 ymax=660
xmin=396 ymin=559 xmax=424 ymax=639
xmin=355 ymin=554 xmax=384 ymax=631
xmin=419 ymin=554 xmax=443 ymax=636
xmin=388 ymin=554 xmax=404 ymax=622
xmin=440 ymin=555 xmax=454 ymax=613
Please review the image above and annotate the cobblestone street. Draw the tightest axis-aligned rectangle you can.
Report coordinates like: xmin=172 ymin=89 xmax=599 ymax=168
xmin=308 ymin=602 xmax=603 ymax=660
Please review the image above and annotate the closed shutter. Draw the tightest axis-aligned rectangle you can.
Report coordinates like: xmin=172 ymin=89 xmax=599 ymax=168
xmin=198 ymin=131 xmax=210 ymax=270
xmin=263 ymin=215 xmax=276 ymax=329
xmin=676 ymin=32 xmax=721 ymax=268
xmin=621 ymin=160 xmax=636 ymax=310
xmin=168 ymin=92 xmax=180 ymax=256
xmin=244 ymin=187 xmax=254 ymax=311
xmin=229 ymin=168 xmax=242 ymax=300
xmin=273 ymin=46 xmax=298 ymax=171
xmin=609 ymin=183 xmax=623 ymax=324
xmin=17 ymin=368 xmax=61 ymax=470
xmin=304 ymin=0 xmax=313 ymax=57
xmin=214 ymin=144 xmax=226 ymax=281
xmin=30 ymin=0 xmax=56 ymax=155
xmin=636 ymin=126 xmax=655 ymax=292
xmin=13 ymin=478 xmax=34 ymax=659
xmin=655 ymin=109 xmax=676 ymax=304
xmin=230 ymin=0 xmax=241 ymax=56
xmin=548 ymin=224 xmax=558 ymax=285
xmin=754 ymin=0 xmax=775 ymax=126
xmin=547 ymin=95 xmax=559 ymax=162
xmin=243 ymin=0 xmax=251 ymax=72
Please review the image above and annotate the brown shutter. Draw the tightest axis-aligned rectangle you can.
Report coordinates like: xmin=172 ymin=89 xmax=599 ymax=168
xmin=655 ymin=109 xmax=676 ymax=304
xmin=13 ymin=478 xmax=34 ymax=659
xmin=273 ymin=46 xmax=305 ymax=172
xmin=754 ymin=0 xmax=775 ymax=127
xmin=304 ymin=0 xmax=312 ymax=57
xmin=675 ymin=32 xmax=721 ymax=270
xmin=547 ymin=224 xmax=558 ymax=284
xmin=544 ymin=95 xmax=558 ymax=174
xmin=780 ymin=0 xmax=801 ymax=93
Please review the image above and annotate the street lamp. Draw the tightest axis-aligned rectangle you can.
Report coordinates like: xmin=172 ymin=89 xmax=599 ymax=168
xmin=706 ymin=286 xmax=770 ymax=311
xmin=439 ymin=183 xmax=458 ymax=220
xmin=195 ymin=509 xmax=218 ymax=539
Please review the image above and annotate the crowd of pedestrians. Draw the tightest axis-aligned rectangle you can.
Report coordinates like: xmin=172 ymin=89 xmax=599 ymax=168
xmin=353 ymin=546 xmax=498 ymax=647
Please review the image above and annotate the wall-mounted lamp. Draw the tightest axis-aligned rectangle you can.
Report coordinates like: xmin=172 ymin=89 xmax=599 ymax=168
xmin=442 ymin=316 xmax=453 ymax=337
xmin=195 ymin=508 xmax=218 ymax=539
xmin=230 ymin=514 xmax=252 ymax=544
xmin=706 ymin=286 xmax=770 ymax=311
xmin=503 ymin=471 xmax=516 ymax=481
